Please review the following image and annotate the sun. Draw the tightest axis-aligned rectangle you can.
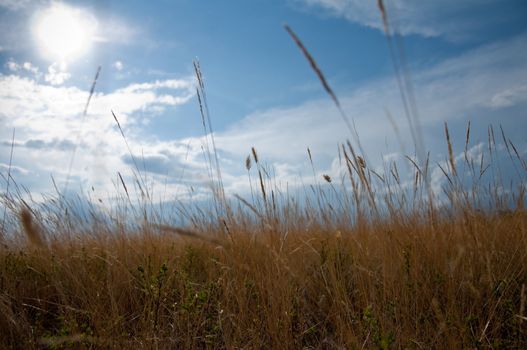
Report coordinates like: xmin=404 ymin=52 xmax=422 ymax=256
xmin=33 ymin=3 xmax=98 ymax=62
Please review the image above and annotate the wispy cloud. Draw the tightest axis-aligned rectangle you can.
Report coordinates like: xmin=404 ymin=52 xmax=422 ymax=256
xmin=296 ymin=0 xmax=504 ymax=40
xmin=489 ymin=85 xmax=527 ymax=109
xmin=0 ymin=163 xmax=29 ymax=175
xmin=0 ymin=0 xmax=44 ymax=11
xmin=93 ymin=15 xmax=139 ymax=45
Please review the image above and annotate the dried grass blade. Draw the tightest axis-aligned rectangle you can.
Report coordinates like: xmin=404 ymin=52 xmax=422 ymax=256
xmin=284 ymin=24 xmax=340 ymax=109
xmin=377 ymin=0 xmax=389 ymax=34
xmin=118 ymin=172 xmax=130 ymax=201
xmin=20 ymin=207 xmax=46 ymax=248
xmin=444 ymin=122 xmax=457 ymax=177
xmin=284 ymin=24 xmax=363 ymax=151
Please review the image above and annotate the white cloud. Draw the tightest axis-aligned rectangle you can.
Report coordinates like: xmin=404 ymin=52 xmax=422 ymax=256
xmin=0 ymin=74 xmax=195 ymax=137
xmin=0 ymin=163 xmax=29 ymax=176
xmin=5 ymin=59 xmax=40 ymax=78
xmin=22 ymin=62 xmax=39 ymax=75
xmin=114 ymin=61 xmax=124 ymax=71
xmin=119 ymin=79 xmax=194 ymax=92
xmin=5 ymin=59 xmax=38 ymax=75
xmin=0 ymin=0 xmax=42 ymax=11
xmin=0 ymin=73 xmax=196 ymax=197
xmin=296 ymin=0 xmax=501 ymax=39
xmin=489 ymin=85 xmax=527 ymax=109
xmin=44 ymin=62 xmax=70 ymax=85
xmin=5 ymin=60 xmax=19 ymax=71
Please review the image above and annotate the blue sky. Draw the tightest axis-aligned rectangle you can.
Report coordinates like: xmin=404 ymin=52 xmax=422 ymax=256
xmin=1 ymin=0 xmax=526 ymax=204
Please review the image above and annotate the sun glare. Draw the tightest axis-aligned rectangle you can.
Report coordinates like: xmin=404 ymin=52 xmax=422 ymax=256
xmin=33 ymin=4 xmax=97 ymax=62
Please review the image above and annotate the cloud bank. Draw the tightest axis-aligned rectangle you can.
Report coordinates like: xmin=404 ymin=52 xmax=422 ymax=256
xmin=0 ymin=67 xmax=196 ymax=198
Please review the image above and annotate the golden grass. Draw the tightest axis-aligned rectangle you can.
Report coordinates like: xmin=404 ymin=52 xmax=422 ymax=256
xmin=1 ymin=203 xmax=526 ymax=348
